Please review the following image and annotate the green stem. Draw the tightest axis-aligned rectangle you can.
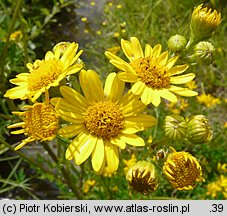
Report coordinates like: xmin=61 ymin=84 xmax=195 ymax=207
xmin=0 ymin=0 xmax=23 ymax=92
xmin=41 ymin=142 xmax=82 ymax=199
xmin=0 ymin=138 xmax=56 ymax=179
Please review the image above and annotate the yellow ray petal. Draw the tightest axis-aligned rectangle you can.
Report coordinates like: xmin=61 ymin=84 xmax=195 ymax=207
xmin=118 ymin=72 xmax=138 ymax=83
xmin=14 ymin=137 xmax=35 ymax=151
xmin=166 ymin=56 xmax=179 ymax=69
xmin=131 ymin=81 xmax=146 ymax=96
xmin=105 ymin=73 xmax=125 ymax=103
xmin=50 ymin=97 xmax=84 ymax=113
xmin=151 ymin=90 xmax=161 ymax=107
xmin=169 ymin=86 xmax=198 ymax=96
xmin=151 ymin=44 xmax=162 ymax=58
xmin=59 ymin=86 xmax=88 ymax=109
xmin=58 ymin=124 xmax=85 ymax=138
xmin=120 ymin=101 xmax=145 ymax=117
xmin=121 ymin=39 xmax=135 ymax=61
xmin=121 ymin=134 xmax=145 ymax=146
xmin=141 ymin=86 xmax=154 ymax=105
xmin=125 ymin=114 xmax=157 ymax=129
xmin=4 ymin=86 xmax=28 ymax=99
xmin=170 ymin=73 xmax=195 ymax=84
xmin=109 ymin=59 xmax=134 ymax=73
xmin=11 ymin=129 xmax=25 ymax=134
xmin=79 ymin=69 xmax=105 ymax=102
xmin=144 ymin=44 xmax=153 ymax=57
xmin=65 ymin=131 xmax=87 ymax=160
xmin=168 ymin=64 xmax=189 ymax=76
xmin=66 ymin=64 xmax=83 ymax=75
xmin=45 ymin=51 xmax=55 ymax=60
xmin=57 ymin=109 xmax=84 ymax=124
xmin=105 ymin=51 xmax=130 ymax=69
xmin=7 ymin=122 xmax=25 ymax=129
xmin=130 ymin=37 xmax=144 ymax=59
xmin=105 ymin=141 xmax=119 ymax=173
xmin=91 ymin=138 xmax=105 ymax=172
xmin=110 ymin=135 xmax=126 ymax=149
xmin=157 ymin=51 xmax=168 ymax=66
xmin=74 ymin=134 xmax=97 ymax=165
xmin=158 ymin=89 xmax=178 ymax=102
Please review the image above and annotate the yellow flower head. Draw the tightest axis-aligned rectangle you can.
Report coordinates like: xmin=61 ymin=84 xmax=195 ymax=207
xmin=217 ymin=163 xmax=227 ymax=174
xmin=105 ymin=37 xmax=197 ymax=107
xmin=51 ymin=70 xmax=157 ymax=173
xmin=126 ymin=160 xmax=158 ymax=195
xmin=206 ymin=175 xmax=227 ymax=199
xmin=197 ymin=93 xmax=221 ymax=108
xmin=8 ymin=101 xmax=59 ymax=150
xmin=123 ymin=154 xmax=137 ymax=174
xmin=4 ymin=42 xmax=83 ymax=101
xmin=9 ymin=30 xmax=22 ymax=41
xmin=163 ymin=147 xmax=204 ymax=190
xmin=190 ymin=4 xmax=221 ymax=41
xmin=83 ymin=179 xmax=96 ymax=193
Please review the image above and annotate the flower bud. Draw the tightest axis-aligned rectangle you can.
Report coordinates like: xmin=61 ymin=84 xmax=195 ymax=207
xmin=126 ymin=160 xmax=158 ymax=195
xmin=164 ymin=115 xmax=187 ymax=140
xmin=163 ymin=147 xmax=204 ymax=190
xmin=167 ymin=35 xmax=187 ymax=52
xmin=187 ymin=115 xmax=213 ymax=143
xmin=194 ymin=41 xmax=215 ymax=64
xmin=190 ymin=4 xmax=221 ymax=41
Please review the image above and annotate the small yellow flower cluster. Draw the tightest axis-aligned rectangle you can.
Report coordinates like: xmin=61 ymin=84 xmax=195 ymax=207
xmin=206 ymin=175 xmax=227 ymax=199
xmin=123 ymin=154 xmax=137 ymax=174
xmin=83 ymin=180 xmax=96 ymax=194
xmin=197 ymin=93 xmax=221 ymax=108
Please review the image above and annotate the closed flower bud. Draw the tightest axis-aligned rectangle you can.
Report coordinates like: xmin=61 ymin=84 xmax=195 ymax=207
xmin=163 ymin=147 xmax=204 ymax=190
xmin=187 ymin=115 xmax=213 ymax=143
xmin=126 ymin=161 xmax=158 ymax=195
xmin=167 ymin=35 xmax=187 ymax=52
xmin=190 ymin=4 xmax=221 ymax=41
xmin=164 ymin=115 xmax=187 ymax=140
xmin=194 ymin=41 xmax=215 ymax=64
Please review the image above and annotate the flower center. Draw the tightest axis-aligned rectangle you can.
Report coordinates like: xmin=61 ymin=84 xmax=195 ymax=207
xmin=84 ymin=101 xmax=124 ymax=139
xmin=23 ymin=103 xmax=59 ymax=140
xmin=130 ymin=57 xmax=170 ymax=89
xmin=28 ymin=59 xmax=63 ymax=91
xmin=167 ymin=153 xmax=202 ymax=189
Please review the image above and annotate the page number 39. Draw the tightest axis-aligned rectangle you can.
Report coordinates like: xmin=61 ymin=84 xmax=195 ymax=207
xmin=210 ymin=204 xmax=223 ymax=213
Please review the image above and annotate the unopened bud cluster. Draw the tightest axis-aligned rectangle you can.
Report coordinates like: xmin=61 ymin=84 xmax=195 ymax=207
xmin=164 ymin=114 xmax=212 ymax=143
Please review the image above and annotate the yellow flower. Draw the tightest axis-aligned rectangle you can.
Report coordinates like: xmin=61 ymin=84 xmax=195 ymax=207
xmin=8 ymin=100 xmax=59 ymax=150
xmin=206 ymin=175 xmax=227 ymax=199
xmin=4 ymin=42 xmax=83 ymax=101
xmin=51 ymin=70 xmax=157 ymax=173
xmin=123 ymin=154 xmax=137 ymax=174
xmin=9 ymin=30 xmax=22 ymax=41
xmin=166 ymin=98 xmax=189 ymax=114
xmin=190 ymin=4 xmax=221 ymax=41
xmin=197 ymin=93 xmax=221 ymax=108
xmin=83 ymin=180 xmax=96 ymax=193
xmin=126 ymin=160 xmax=158 ymax=195
xmin=81 ymin=17 xmax=88 ymax=22
xmin=217 ymin=163 xmax=227 ymax=174
xmin=163 ymin=147 xmax=204 ymax=190
xmin=185 ymin=80 xmax=198 ymax=90
xmin=107 ymin=46 xmax=121 ymax=55
xmin=105 ymin=37 xmax=197 ymax=107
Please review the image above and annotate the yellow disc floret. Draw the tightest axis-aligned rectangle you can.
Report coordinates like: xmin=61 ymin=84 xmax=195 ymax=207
xmin=84 ymin=101 xmax=124 ymax=138
xmin=131 ymin=57 xmax=170 ymax=89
